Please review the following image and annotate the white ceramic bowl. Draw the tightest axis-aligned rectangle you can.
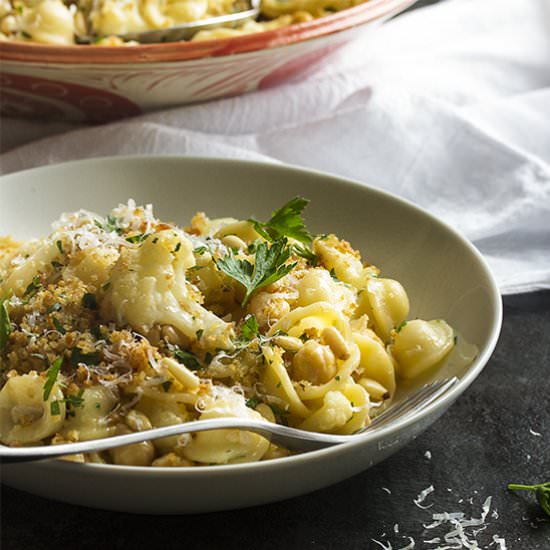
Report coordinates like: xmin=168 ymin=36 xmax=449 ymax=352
xmin=0 ymin=156 xmax=501 ymax=514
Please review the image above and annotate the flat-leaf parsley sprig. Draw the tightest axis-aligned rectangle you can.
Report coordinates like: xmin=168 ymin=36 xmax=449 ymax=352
xmin=216 ymin=238 xmax=296 ymax=306
xmin=508 ymin=481 xmax=550 ymax=517
xmin=249 ymin=197 xmax=313 ymax=244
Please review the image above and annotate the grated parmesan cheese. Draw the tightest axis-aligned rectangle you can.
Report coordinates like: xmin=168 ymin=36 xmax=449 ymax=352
xmin=490 ymin=535 xmax=506 ymax=549
xmin=375 ymin=490 xmax=506 ymax=550
xmin=372 ymin=539 xmax=393 ymax=550
xmin=414 ymin=485 xmax=435 ymax=509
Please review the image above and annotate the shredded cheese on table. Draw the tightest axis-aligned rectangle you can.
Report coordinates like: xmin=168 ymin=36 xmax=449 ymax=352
xmin=374 ymin=480 xmax=507 ymax=550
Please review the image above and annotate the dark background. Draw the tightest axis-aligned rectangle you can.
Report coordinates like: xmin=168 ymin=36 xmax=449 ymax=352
xmin=2 ymin=1 xmax=549 ymax=548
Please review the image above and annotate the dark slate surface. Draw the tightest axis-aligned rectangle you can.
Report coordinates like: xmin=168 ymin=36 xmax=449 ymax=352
xmin=1 ymin=291 xmax=549 ymax=549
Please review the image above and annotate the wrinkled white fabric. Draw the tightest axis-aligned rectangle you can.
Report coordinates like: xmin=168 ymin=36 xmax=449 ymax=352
xmin=1 ymin=0 xmax=549 ymax=294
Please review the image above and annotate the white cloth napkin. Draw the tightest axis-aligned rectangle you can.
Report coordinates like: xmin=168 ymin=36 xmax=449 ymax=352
xmin=1 ymin=0 xmax=549 ymax=295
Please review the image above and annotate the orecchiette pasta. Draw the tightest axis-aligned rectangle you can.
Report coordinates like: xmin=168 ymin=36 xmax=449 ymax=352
xmin=0 ymin=197 xmax=470 ymax=466
xmin=0 ymin=0 xmax=371 ymax=44
xmin=0 ymin=373 xmax=65 ymax=444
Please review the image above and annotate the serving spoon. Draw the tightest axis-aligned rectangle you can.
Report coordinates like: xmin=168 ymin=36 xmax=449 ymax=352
xmin=115 ymin=0 xmax=261 ymax=43
xmin=0 ymin=377 xmax=457 ymax=463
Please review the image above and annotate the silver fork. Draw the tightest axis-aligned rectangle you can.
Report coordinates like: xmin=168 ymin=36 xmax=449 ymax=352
xmin=0 ymin=378 xmax=457 ymax=463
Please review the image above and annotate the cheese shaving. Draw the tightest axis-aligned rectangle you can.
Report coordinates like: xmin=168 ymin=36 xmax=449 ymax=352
xmin=396 ymin=537 xmax=415 ymax=549
xmin=490 ymin=535 xmax=507 ymax=549
xmin=375 ymin=491 xmax=506 ymax=550
xmin=371 ymin=539 xmax=393 ymax=550
xmin=414 ymin=485 xmax=435 ymax=509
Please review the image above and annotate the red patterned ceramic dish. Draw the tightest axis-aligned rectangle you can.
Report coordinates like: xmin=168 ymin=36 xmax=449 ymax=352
xmin=0 ymin=0 xmax=414 ymax=122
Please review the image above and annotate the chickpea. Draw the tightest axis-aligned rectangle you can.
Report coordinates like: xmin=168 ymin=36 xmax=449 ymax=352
xmin=147 ymin=326 xmax=161 ymax=346
xmin=321 ymin=326 xmax=350 ymax=360
xmin=221 ymin=235 xmax=247 ymax=250
xmin=125 ymin=410 xmax=153 ymax=432
xmin=292 ymin=340 xmax=337 ymax=385
xmin=248 ymin=292 xmax=290 ymax=328
xmin=109 ymin=425 xmax=155 ymax=467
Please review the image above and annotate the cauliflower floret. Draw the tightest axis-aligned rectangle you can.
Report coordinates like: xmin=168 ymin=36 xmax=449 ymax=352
xmin=102 ymin=229 xmax=234 ymax=351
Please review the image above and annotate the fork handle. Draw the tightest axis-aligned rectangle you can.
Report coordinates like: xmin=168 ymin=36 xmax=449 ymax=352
xmin=0 ymin=418 xmax=344 ymax=464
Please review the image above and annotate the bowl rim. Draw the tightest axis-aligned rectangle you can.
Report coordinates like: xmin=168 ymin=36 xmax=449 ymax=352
xmin=0 ymin=155 xmax=503 ymax=478
xmin=0 ymin=0 xmax=415 ymax=64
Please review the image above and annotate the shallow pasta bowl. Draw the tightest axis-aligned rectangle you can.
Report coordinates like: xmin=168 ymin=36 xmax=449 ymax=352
xmin=0 ymin=0 xmax=415 ymax=123
xmin=0 ymin=156 xmax=502 ymax=514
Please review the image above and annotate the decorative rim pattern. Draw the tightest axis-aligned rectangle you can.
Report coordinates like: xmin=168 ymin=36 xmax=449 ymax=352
xmin=0 ymin=0 xmax=415 ymax=64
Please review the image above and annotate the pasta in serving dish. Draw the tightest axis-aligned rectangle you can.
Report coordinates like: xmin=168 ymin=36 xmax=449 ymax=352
xmin=0 ymin=198 xmax=465 ymax=467
xmin=0 ymin=0 xmax=368 ymax=45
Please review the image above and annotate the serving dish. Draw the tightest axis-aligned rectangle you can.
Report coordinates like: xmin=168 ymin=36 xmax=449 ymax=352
xmin=0 ymin=156 xmax=502 ymax=514
xmin=0 ymin=0 xmax=415 ymax=123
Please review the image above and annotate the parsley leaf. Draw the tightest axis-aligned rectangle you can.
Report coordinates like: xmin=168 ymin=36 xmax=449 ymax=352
xmin=245 ymin=397 xmax=259 ymax=409
xmin=249 ymin=197 xmax=312 ymax=244
xmin=53 ymin=317 xmax=66 ymax=334
xmin=50 ymin=400 xmax=61 ymax=416
xmin=95 ymin=215 xmax=124 ymax=235
xmin=70 ymin=348 xmax=100 ymax=367
xmin=292 ymin=243 xmax=318 ymax=266
xmin=51 ymin=389 xmax=85 ymax=417
xmin=65 ymin=390 xmax=85 ymax=410
xmin=241 ymin=315 xmax=259 ymax=342
xmin=125 ymin=233 xmax=149 ymax=244
xmin=395 ymin=320 xmax=407 ymax=333
xmin=216 ymin=238 xmax=296 ymax=306
xmin=173 ymin=348 xmax=201 ymax=371
xmin=0 ymin=291 xmax=12 ymax=353
xmin=23 ymin=276 xmax=42 ymax=298
xmin=43 ymin=357 xmax=63 ymax=401
xmin=508 ymin=482 xmax=550 ymax=517
xmin=268 ymin=403 xmax=289 ymax=417
xmin=82 ymin=293 xmax=98 ymax=310
xmin=46 ymin=302 xmax=62 ymax=315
